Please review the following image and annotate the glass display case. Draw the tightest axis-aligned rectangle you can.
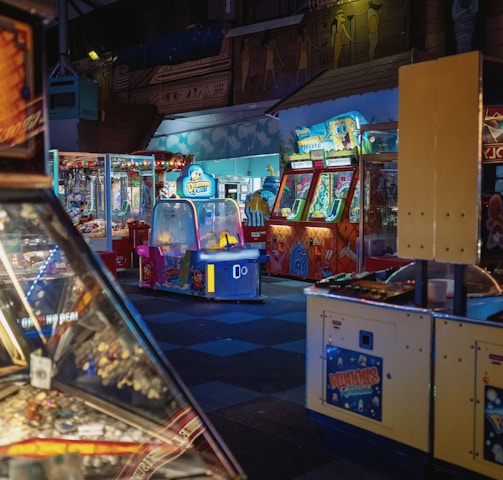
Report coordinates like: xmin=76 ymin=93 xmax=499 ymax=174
xmin=0 ymin=174 xmax=245 ymax=479
xmin=49 ymin=151 xmax=106 ymax=227
xmin=110 ymin=154 xmax=156 ymax=226
xmin=359 ymin=123 xmax=410 ymax=273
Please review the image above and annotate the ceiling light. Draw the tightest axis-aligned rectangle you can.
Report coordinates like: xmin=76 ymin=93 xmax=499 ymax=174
xmin=88 ymin=50 xmax=100 ymax=61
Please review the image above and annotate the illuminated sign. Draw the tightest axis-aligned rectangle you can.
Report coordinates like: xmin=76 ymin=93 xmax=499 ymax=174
xmin=290 ymin=161 xmax=313 ymax=169
xmin=295 ymin=111 xmax=367 ymax=156
xmin=483 ymin=144 xmax=503 ymax=161
xmin=18 ymin=311 xmax=79 ymax=331
xmin=325 ymin=157 xmax=353 ymax=167
xmin=177 ymin=163 xmax=217 ymax=198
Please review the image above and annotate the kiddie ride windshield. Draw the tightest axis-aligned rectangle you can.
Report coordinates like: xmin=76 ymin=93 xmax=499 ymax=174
xmin=137 ymin=198 xmax=267 ymax=301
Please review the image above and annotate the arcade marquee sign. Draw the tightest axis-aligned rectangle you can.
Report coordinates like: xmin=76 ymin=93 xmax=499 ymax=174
xmin=484 ymin=144 xmax=503 ymax=161
xmin=484 ymin=107 xmax=503 ymax=161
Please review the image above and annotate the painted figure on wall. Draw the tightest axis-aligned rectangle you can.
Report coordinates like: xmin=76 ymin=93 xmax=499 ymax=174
xmin=331 ymin=8 xmax=351 ymax=69
xmin=367 ymin=1 xmax=384 ymax=60
xmin=451 ymin=0 xmax=479 ymax=53
xmin=240 ymin=36 xmax=250 ymax=92
xmin=296 ymin=26 xmax=309 ymax=83
xmin=262 ymin=30 xmax=283 ymax=89
xmin=296 ymin=25 xmax=318 ymax=84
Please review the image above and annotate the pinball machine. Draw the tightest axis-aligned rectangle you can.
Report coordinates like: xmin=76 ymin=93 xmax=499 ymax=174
xmin=0 ymin=2 xmax=247 ymax=478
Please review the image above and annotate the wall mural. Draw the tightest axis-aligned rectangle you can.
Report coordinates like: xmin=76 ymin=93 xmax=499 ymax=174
xmin=108 ymin=1 xmax=408 ymax=115
xmin=233 ymin=0 xmax=407 ymax=105
xmin=451 ymin=0 xmax=479 ymax=53
xmin=148 ymin=117 xmax=279 ymax=162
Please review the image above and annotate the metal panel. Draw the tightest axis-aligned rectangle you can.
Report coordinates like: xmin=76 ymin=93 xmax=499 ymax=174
xmin=397 ymin=58 xmax=437 ymax=260
xmin=397 ymin=52 xmax=482 ymax=264
xmin=435 ymin=52 xmax=482 ymax=263
xmin=305 ymin=292 xmax=432 ymax=452
xmin=434 ymin=316 xmax=503 ymax=480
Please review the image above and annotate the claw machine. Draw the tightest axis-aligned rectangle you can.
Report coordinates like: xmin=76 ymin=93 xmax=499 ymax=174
xmin=109 ymin=153 xmax=156 ymax=269
xmin=265 ymin=111 xmax=365 ymax=281
xmin=137 ymin=163 xmax=267 ymax=301
xmin=358 ymin=122 xmax=411 ymax=273
xmin=49 ymin=151 xmax=155 ymax=270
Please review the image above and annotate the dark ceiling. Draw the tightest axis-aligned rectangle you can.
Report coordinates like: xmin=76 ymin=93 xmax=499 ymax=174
xmin=2 ymin=0 xmax=121 ymax=24
xmin=44 ymin=0 xmax=212 ymax=66
xmin=5 ymin=1 xmax=212 ymax=65
xmin=56 ymin=0 xmax=122 ymax=21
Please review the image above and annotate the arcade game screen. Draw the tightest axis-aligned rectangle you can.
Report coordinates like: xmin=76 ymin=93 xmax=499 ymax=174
xmin=274 ymin=172 xmax=313 ymax=217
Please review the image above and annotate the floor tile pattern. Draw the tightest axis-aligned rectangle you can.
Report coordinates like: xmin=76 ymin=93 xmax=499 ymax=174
xmin=117 ymin=272 xmax=399 ymax=480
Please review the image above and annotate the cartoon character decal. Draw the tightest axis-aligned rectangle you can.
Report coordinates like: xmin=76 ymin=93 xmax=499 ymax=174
xmin=321 ymin=249 xmax=334 ymax=278
xmin=140 ymin=260 xmax=155 ymax=288
xmin=327 ymin=115 xmax=360 ymax=151
xmin=486 ymin=194 xmax=503 ymax=250
xmin=191 ymin=267 xmax=205 ymax=294
xmin=161 ymin=257 xmax=187 ymax=289
xmin=189 ymin=166 xmax=203 ymax=182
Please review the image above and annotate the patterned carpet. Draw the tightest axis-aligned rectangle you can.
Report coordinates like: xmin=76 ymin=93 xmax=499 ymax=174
xmin=116 ymin=271 xmax=399 ymax=480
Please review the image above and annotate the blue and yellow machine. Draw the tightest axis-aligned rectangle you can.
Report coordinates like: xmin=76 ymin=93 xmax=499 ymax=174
xmin=137 ymin=163 xmax=267 ymax=300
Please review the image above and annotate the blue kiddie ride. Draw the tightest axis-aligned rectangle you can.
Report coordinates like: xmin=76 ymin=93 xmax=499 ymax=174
xmin=137 ymin=163 xmax=268 ymax=301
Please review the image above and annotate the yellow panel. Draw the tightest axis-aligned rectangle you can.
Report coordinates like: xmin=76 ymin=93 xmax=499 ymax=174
xmin=435 ymin=52 xmax=481 ymax=264
xmin=397 ymin=59 xmax=437 ymax=260
xmin=397 ymin=52 xmax=482 ymax=264
xmin=207 ymin=263 xmax=215 ymax=293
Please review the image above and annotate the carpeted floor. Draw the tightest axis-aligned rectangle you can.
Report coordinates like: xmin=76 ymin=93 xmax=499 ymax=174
xmin=116 ymin=271 xmax=399 ymax=480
